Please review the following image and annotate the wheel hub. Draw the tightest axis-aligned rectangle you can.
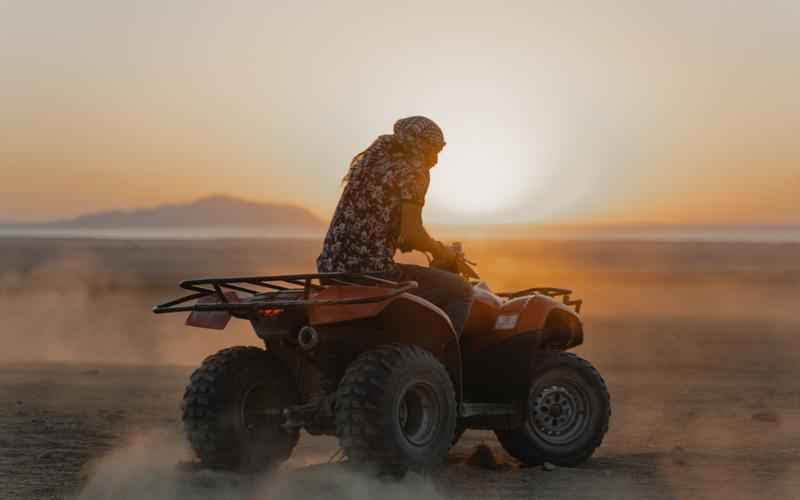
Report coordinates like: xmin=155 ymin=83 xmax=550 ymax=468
xmin=397 ymin=382 xmax=440 ymax=447
xmin=548 ymin=404 xmax=563 ymax=418
xmin=529 ymin=383 xmax=590 ymax=445
xmin=241 ymin=384 xmax=283 ymax=433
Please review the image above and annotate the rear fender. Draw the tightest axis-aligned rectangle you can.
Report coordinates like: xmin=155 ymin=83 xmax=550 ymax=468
xmin=377 ymin=295 xmax=463 ymax=403
xmin=311 ymin=293 xmax=463 ymax=404
xmin=307 ymin=285 xmax=399 ymax=326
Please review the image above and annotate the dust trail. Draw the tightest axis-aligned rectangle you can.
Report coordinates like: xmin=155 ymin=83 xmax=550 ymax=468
xmin=73 ymin=431 xmax=456 ymax=500
xmin=2 ymin=237 xmax=798 ymax=368
xmin=0 ymin=252 xmax=257 ymax=366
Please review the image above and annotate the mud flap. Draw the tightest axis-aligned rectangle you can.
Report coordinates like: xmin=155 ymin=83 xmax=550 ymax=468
xmin=185 ymin=292 xmax=240 ymax=330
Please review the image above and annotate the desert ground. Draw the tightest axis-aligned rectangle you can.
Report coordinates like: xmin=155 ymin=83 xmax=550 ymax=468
xmin=1 ymin=237 xmax=799 ymax=499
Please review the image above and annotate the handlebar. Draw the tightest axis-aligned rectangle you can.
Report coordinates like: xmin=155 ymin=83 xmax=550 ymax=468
xmin=428 ymin=241 xmax=480 ymax=280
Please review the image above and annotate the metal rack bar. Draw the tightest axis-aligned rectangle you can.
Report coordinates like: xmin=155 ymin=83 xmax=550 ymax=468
xmin=153 ymin=272 xmax=417 ymax=315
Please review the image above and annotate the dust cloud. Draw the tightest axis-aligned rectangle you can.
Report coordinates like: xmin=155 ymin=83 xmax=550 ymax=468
xmin=1 ymin=236 xmax=799 ymax=371
xmin=0 ymin=240 xmax=279 ymax=365
xmin=0 ymin=253 xmax=166 ymax=364
xmin=74 ymin=431 xmax=453 ymax=500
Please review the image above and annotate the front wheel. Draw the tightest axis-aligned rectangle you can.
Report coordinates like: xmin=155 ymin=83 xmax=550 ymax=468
xmin=336 ymin=344 xmax=457 ymax=475
xmin=495 ymin=352 xmax=610 ymax=467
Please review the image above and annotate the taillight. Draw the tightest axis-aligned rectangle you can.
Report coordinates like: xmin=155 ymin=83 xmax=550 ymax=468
xmin=258 ymin=308 xmax=283 ymax=318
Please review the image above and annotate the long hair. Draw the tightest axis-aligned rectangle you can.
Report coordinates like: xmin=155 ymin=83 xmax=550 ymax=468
xmin=341 ymin=134 xmax=401 ymax=186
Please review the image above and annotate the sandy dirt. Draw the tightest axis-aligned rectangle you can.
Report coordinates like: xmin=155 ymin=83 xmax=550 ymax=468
xmin=3 ymin=362 xmax=798 ymax=500
xmin=1 ymin=237 xmax=798 ymax=499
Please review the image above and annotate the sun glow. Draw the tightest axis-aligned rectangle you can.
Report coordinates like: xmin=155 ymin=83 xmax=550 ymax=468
xmin=426 ymin=138 xmax=545 ymax=223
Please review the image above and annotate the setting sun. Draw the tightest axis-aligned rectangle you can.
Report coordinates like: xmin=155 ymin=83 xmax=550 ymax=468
xmin=428 ymin=155 xmax=525 ymax=217
xmin=425 ymin=120 xmax=547 ymax=222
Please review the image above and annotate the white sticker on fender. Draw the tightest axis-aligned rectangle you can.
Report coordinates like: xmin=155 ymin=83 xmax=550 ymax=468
xmin=494 ymin=313 xmax=519 ymax=330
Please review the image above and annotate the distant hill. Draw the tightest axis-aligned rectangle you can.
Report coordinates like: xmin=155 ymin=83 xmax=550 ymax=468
xmin=35 ymin=195 xmax=326 ymax=228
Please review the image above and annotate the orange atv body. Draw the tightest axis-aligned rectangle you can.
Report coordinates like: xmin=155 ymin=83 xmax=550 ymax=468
xmin=154 ymin=271 xmax=608 ymax=474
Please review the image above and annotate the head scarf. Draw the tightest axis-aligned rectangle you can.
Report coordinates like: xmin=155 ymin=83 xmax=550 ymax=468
xmin=343 ymin=116 xmax=445 ymax=185
xmin=393 ymin=116 xmax=446 ymax=154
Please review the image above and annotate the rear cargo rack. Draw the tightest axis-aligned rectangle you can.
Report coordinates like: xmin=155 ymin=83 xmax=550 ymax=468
xmin=498 ymin=287 xmax=583 ymax=314
xmin=152 ymin=273 xmax=418 ymax=315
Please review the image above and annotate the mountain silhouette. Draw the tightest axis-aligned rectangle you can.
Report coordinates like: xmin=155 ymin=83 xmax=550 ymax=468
xmin=39 ymin=195 xmax=326 ymax=228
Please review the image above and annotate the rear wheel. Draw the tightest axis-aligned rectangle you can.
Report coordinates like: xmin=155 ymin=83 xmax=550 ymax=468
xmin=182 ymin=346 xmax=299 ymax=472
xmin=495 ymin=352 xmax=610 ymax=466
xmin=336 ymin=344 xmax=456 ymax=475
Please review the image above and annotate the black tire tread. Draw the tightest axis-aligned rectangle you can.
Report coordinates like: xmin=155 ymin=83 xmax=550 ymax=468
xmin=335 ymin=343 xmax=456 ymax=470
xmin=181 ymin=346 xmax=299 ymax=471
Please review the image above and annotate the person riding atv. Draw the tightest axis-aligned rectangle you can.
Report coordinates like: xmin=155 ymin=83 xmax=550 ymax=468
xmin=152 ymin=117 xmax=610 ymax=476
xmin=317 ymin=116 xmax=475 ymax=337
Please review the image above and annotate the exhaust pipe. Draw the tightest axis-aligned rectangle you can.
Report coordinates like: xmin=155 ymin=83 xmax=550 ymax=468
xmin=297 ymin=326 xmax=319 ymax=351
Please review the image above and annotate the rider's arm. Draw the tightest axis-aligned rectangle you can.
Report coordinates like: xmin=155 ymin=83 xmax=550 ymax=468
xmin=398 ymin=202 xmax=451 ymax=261
xmin=396 ymin=165 xmax=456 ymax=262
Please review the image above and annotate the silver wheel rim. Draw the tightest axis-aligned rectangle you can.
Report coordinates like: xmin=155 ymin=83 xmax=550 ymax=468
xmin=398 ymin=382 xmax=440 ymax=447
xmin=529 ymin=381 xmax=591 ymax=445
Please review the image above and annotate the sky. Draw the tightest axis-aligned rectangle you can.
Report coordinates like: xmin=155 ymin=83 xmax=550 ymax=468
xmin=1 ymin=0 xmax=798 ymax=225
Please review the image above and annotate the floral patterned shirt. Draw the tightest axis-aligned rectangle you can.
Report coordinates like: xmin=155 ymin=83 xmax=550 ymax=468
xmin=317 ymin=137 xmax=430 ymax=274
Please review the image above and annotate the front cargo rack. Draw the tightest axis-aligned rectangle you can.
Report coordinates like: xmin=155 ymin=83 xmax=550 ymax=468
xmin=498 ymin=287 xmax=583 ymax=314
xmin=152 ymin=273 xmax=418 ymax=315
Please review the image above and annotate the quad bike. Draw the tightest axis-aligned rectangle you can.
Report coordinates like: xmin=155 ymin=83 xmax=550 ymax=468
xmin=153 ymin=244 xmax=610 ymax=474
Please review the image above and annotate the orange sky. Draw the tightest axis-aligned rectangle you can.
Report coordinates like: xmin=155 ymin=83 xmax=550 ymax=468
xmin=1 ymin=1 xmax=798 ymax=225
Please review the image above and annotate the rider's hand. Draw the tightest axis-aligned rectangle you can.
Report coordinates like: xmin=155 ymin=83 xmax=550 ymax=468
xmin=456 ymin=259 xmax=481 ymax=279
xmin=433 ymin=241 xmax=457 ymax=266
